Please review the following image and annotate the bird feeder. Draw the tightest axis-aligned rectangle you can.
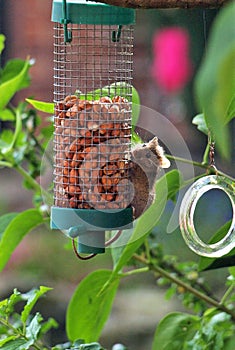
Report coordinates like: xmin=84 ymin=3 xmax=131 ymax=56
xmin=50 ymin=0 xmax=135 ymax=254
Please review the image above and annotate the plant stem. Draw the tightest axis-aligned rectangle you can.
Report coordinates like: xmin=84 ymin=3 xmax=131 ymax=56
xmin=0 ymin=318 xmax=19 ymax=333
xmin=144 ymin=239 xmax=151 ymax=262
xmin=0 ymin=161 xmax=13 ymax=168
xmin=202 ymin=143 xmax=210 ymax=165
xmin=166 ymin=154 xmax=235 ymax=182
xmin=220 ymin=282 xmax=235 ymax=305
xmin=0 ymin=318 xmax=49 ymax=350
xmin=30 ymin=133 xmax=53 ymax=167
xmin=14 ymin=164 xmax=52 ymax=204
xmin=14 ymin=164 xmax=42 ymax=192
xmin=166 ymin=154 xmax=207 ymax=169
xmin=133 ymin=253 xmax=235 ymax=321
xmin=119 ymin=266 xmax=149 ymax=277
xmin=158 ymin=256 xmax=219 ymax=301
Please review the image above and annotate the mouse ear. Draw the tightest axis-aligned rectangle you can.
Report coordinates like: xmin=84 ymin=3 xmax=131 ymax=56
xmin=148 ymin=136 xmax=159 ymax=148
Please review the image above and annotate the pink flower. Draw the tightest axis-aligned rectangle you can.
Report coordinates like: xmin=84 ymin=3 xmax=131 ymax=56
xmin=151 ymin=27 xmax=193 ymax=93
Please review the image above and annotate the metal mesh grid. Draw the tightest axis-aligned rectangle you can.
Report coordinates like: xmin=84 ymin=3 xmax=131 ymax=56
xmin=53 ymin=22 xmax=134 ymax=210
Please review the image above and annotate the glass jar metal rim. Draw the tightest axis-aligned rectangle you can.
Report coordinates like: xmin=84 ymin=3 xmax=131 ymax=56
xmin=179 ymin=175 xmax=235 ymax=258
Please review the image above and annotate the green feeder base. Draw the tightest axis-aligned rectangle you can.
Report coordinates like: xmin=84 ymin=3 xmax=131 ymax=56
xmin=51 ymin=206 xmax=133 ymax=254
xmin=78 ymin=230 xmax=105 ymax=254
xmin=51 ymin=0 xmax=135 ymax=25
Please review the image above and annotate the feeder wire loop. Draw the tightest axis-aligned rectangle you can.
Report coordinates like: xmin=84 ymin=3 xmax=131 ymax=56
xmin=72 ymin=230 xmax=123 ymax=260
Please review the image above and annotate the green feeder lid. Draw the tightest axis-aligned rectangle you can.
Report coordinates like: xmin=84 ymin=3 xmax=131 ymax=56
xmin=51 ymin=0 xmax=135 ymax=25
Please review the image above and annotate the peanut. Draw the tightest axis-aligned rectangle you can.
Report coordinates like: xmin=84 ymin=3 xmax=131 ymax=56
xmin=64 ymin=95 xmax=78 ymax=103
xmin=67 ymin=185 xmax=81 ymax=196
xmin=101 ymin=193 xmax=114 ymax=201
xmin=54 ymin=94 xmax=132 ymax=209
xmin=69 ymin=197 xmax=77 ymax=208
xmin=100 ymin=122 xmax=114 ymax=135
xmin=92 ymin=102 xmax=102 ymax=113
xmin=87 ymin=120 xmax=99 ymax=131
xmin=100 ymin=96 xmax=112 ymax=103
xmin=101 ymin=176 xmax=112 ymax=190
xmin=71 ymin=153 xmax=82 ymax=168
xmin=103 ymin=163 xmax=118 ymax=175
xmin=69 ymin=169 xmax=78 ymax=184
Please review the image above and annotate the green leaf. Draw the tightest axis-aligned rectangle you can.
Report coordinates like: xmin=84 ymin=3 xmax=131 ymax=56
xmin=0 ymin=109 xmax=15 ymax=121
xmin=0 ymin=34 xmax=5 ymax=55
xmin=224 ymin=335 xmax=235 ymax=350
xmin=152 ymin=312 xmax=199 ymax=350
xmin=216 ymin=48 xmax=235 ymax=122
xmin=0 ymin=209 xmax=44 ymax=272
xmin=52 ymin=341 xmax=104 ymax=350
xmin=131 ymin=130 xmax=142 ymax=145
xmin=0 ymin=130 xmax=14 ymax=150
xmin=26 ymin=98 xmax=54 ymax=114
xmin=78 ymin=343 xmax=104 ymax=350
xmin=3 ymin=289 xmax=22 ymax=316
xmin=194 ymin=2 xmax=235 ymax=159
xmin=166 ymin=169 xmax=182 ymax=202
xmin=225 ymin=93 xmax=235 ymax=124
xmin=1 ymin=109 xmax=22 ymax=155
xmin=198 ymin=220 xmax=233 ymax=271
xmin=0 ymin=289 xmax=21 ymax=316
xmin=21 ymin=286 xmax=52 ymax=324
xmin=228 ymin=266 xmax=235 ymax=278
xmin=0 ymin=213 xmax=17 ymax=240
xmin=192 ymin=113 xmax=209 ymax=136
xmin=112 ymin=170 xmax=178 ymax=273
xmin=0 ymin=58 xmax=31 ymax=110
xmin=187 ymin=312 xmax=232 ymax=349
xmin=40 ymin=124 xmax=54 ymax=139
xmin=0 ymin=336 xmax=19 ymax=348
xmin=0 ymin=339 xmax=28 ymax=350
xmin=40 ymin=317 xmax=58 ymax=336
xmin=1 ymin=59 xmax=30 ymax=89
xmin=24 ymin=313 xmax=43 ymax=346
xmin=66 ymin=270 xmax=120 ymax=342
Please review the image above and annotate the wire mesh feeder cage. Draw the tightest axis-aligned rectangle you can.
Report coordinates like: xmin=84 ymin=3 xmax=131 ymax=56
xmin=50 ymin=0 xmax=135 ymax=254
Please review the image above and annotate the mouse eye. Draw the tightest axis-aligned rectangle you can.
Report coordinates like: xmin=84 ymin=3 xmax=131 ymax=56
xmin=146 ymin=152 xmax=151 ymax=158
xmin=143 ymin=144 xmax=146 ymax=147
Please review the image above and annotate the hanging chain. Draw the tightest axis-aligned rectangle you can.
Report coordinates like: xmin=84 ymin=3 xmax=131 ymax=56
xmin=208 ymin=132 xmax=218 ymax=174
xmin=209 ymin=135 xmax=215 ymax=167
xmin=202 ymin=12 xmax=217 ymax=175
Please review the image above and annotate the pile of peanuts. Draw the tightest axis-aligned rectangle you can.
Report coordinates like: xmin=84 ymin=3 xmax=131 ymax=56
xmin=54 ymin=94 xmax=132 ymax=210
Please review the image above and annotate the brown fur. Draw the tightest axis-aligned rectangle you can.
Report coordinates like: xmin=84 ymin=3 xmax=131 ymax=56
xmin=130 ymin=137 xmax=170 ymax=218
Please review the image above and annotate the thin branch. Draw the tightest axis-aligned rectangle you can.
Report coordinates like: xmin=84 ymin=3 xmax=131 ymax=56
xmin=220 ymin=282 xmax=235 ymax=305
xmin=0 ymin=161 xmax=13 ymax=168
xmin=133 ymin=253 xmax=235 ymax=321
xmin=151 ymin=249 xmax=220 ymax=301
xmin=88 ymin=0 xmax=229 ymax=9
xmin=14 ymin=164 xmax=51 ymax=203
xmin=119 ymin=266 xmax=149 ymax=277
xmin=166 ymin=154 xmax=235 ymax=182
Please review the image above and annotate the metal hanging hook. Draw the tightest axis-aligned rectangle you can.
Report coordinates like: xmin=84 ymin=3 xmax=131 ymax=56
xmin=61 ymin=0 xmax=72 ymax=43
xmin=112 ymin=25 xmax=123 ymax=42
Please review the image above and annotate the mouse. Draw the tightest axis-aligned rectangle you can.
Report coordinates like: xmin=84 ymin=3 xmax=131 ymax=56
xmin=130 ymin=136 xmax=170 ymax=219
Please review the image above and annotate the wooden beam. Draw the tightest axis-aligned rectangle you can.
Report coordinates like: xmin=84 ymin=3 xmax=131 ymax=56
xmin=89 ymin=0 xmax=229 ymax=9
